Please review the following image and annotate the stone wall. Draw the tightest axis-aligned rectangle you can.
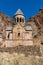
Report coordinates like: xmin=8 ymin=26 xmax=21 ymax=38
xmin=2 ymin=40 xmax=33 ymax=47
xmin=0 ymin=45 xmax=41 ymax=56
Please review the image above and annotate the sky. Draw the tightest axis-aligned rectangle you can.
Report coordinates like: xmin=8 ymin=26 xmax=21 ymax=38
xmin=0 ymin=0 xmax=43 ymax=20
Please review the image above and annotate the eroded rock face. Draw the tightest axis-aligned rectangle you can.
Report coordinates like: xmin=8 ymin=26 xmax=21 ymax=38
xmin=0 ymin=12 xmax=14 ymax=26
xmin=27 ymin=8 xmax=43 ymax=44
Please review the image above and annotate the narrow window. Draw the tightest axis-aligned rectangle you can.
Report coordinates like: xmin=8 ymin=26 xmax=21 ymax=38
xmin=18 ymin=33 xmax=20 ymax=37
xmin=20 ymin=18 xmax=22 ymax=22
xmin=17 ymin=17 xmax=19 ymax=22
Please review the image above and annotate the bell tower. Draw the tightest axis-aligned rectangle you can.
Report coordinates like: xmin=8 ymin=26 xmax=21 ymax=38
xmin=14 ymin=9 xmax=25 ymax=24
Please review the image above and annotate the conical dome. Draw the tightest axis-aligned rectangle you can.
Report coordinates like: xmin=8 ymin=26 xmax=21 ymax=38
xmin=14 ymin=9 xmax=25 ymax=23
xmin=15 ymin=9 xmax=24 ymax=16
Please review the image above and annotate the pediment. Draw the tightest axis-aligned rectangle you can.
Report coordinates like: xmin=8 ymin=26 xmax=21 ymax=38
xmin=13 ymin=23 xmax=25 ymax=32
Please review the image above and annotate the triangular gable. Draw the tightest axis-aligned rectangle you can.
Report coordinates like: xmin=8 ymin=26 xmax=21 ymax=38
xmin=13 ymin=23 xmax=25 ymax=32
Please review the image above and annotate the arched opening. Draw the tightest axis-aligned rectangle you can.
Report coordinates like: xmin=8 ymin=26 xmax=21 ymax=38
xmin=17 ymin=17 xmax=19 ymax=22
xmin=20 ymin=18 xmax=22 ymax=22
xmin=18 ymin=33 xmax=20 ymax=37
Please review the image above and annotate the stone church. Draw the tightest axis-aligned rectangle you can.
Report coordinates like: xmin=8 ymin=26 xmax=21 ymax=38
xmin=0 ymin=9 xmax=40 ymax=47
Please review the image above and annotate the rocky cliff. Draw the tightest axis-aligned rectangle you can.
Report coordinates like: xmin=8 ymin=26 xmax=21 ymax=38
xmin=26 ymin=8 xmax=43 ymax=44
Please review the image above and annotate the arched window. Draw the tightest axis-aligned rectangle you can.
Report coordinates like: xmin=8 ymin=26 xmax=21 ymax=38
xmin=18 ymin=33 xmax=20 ymax=37
xmin=17 ymin=17 xmax=19 ymax=22
xmin=20 ymin=18 xmax=22 ymax=22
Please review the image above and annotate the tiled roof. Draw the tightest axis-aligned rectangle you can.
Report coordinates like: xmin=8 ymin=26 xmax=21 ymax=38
xmin=6 ymin=26 xmax=13 ymax=31
xmin=25 ymin=25 xmax=32 ymax=31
